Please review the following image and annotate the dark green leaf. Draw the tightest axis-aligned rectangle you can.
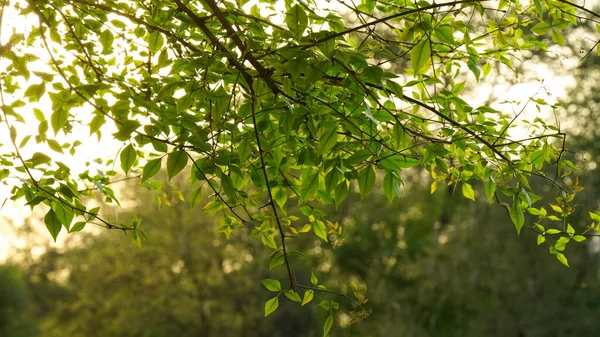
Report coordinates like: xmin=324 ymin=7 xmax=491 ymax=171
xmin=358 ymin=165 xmax=376 ymax=200
xmin=142 ymin=158 xmax=162 ymax=182
xmin=44 ymin=209 xmax=62 ymax=242
xmin=166 ymin=151 xmax=188 ymax=180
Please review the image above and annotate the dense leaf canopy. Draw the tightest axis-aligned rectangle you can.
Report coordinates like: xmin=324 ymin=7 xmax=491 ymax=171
xmin=1 ymin=0 xmax=600 ymax=332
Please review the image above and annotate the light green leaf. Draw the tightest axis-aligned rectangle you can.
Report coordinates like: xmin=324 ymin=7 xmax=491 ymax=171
xmin=148 ymin=31 xmax=164 ymax=54
xmin=462 ymin=182 xmax=475 ymax=201
xmin=100 ymin=29 xmax=115 ymax=53
xmin=265 ymin=296 xmax=279 ymax=317
xmin=556 ymin=252 xmax=569 ymax=267
xmin=47 ymin=139 xmax=63 ymax=154
xmin=50 ymin=109 xmax=68 ymax=135
xmin=485 ymin=178 xmax=496 ymax=204
xmin=510 ymin=200 xmax=525 ymax=234
xmin=358 ymin=165 xmax=376 ymax=200
xmin=262 ymin=279 xmax=282 ymax=292
xmin=167 ymin=151 xmax=188 ymax=180
xmin=302 ymin=290 xmax=314 ymax=306
xmin=411 ymin=38 xmax=430 ymax=75
xmin=120 ymin=144 xmax=136 ymax=175
xmin=313 ymin=219 xmax=328 ymax=242
xmin=311 ymin=271 xmax=318 ymax=285
xmin=324 ymin=314 xmax=334 ymax=337
xmin=284 ymin=290 xmax=302 ymax=302
xmin=531 ymin=22 xmax=550 ymax=35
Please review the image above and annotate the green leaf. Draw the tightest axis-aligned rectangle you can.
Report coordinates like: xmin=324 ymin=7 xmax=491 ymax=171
xmin=324 ymin=314 xmax=334 ymax=337
xmin=411 ymin=38 xmax=430 ymax=75
xmin=285 ymin=4 xmax=308 ymax=35
xmin=51 ymin=202 xmax=73 ymax=230
xmin=556 ymin=252 xmax=569 ymax=267
xmin=510 ymin=200 xmax=525 ymax=234
xmin=112 ymin=120 xmax=140 ymax=141
xmin=284 ymin=290 xmax=302 ymax=302
xmin=383 ymin=171 xmax=401 ymax=203
xmin=120 ymin=144 xmax=136 ymax=175
xmin=69 ymin=221 xmax=86 ymax=233
xmin=89 ymin=114 xmax=105 ymax=135
xmin=190 ymin=187 xmax=203 ymax=208
xmin=262 ymin=279 xmax=282 ymax=292
xmin=142 ymin=158 xmax=162 ymax=182
xmin=302 ymin=290 xmax=314 ymax=306
xmin=313 ymin=219 xmax=328 ymax=242
xmin=148 ymin=31 xmax=164 ymax=54
xmin=537 ymin=234 xmax=545 ymax=245
xmin=264 ymin=296 xmax=279 ymax=317
xmin=50 ymin=109 xmax=68 ymax=135
xmin=318 ymin=129 xmax=338 ymax=156
xmin=273 ymin=187 xmax=287 ymax=209
xmin=533 ymin=0 xmax=544 ymax=17
xmin=462 ymin=182 xmax=475 ymax=201
xmin=531 ymin=22 xmax=550 ymax=35
xmin=100 ymin=29 xmax=115 ymax=53
xmin=44 ymin=209 xmax=62 ymax=242
xmin=324 ymin=168 xmax=342 ymax=195
xmin=300 ymin=168 xmax=320 ymax=202
xmin=269 ymin=251 xmax=285 ymax=270
xmin=167 ymin=151 xmax=188 ymax=180
xmin=24 ymin=83 xmax=45 ymax=102
xmin=333 ymin=181 xmax=348 ymax=209
xmin=485 ymin=179 xmax=496 ymax=204
xmin=358 ymin=165 xmax=376 ymax=200
xmin=47 ymin=139 xmax=64 ymax=154
xmin=311 ymin=271 xmax=318 ymax=285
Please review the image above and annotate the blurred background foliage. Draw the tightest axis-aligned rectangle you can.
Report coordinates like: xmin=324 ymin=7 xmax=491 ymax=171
xmin=4 ymin=15 xmax=600 ymax=337
xmin=4 ymin=135 xmax=600 ymax=337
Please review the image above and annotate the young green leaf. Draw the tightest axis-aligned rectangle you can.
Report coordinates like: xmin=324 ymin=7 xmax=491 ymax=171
xmin=313 ymin=219 xmax=328 ymax=242
xmin=264 ymin=296 xmax=279 ymax=317
xmin=50 ymin=109 xmax=68 ymax=135
xmin=262 ymin=279 xmax=281 ymax=292
xmin=462 ymin=182 xmax=475 ymax=201
xmin=284 ymin=290 xmax=302 ymax=302
xmin=302 ymin=290 xmax=314 ymax=306
xmin=324 ymin=314 xmax=334 ymax=337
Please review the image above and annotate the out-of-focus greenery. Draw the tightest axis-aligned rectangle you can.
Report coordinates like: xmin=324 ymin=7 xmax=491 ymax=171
xmin=3 ymin=165 xmax=600 ymax=336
